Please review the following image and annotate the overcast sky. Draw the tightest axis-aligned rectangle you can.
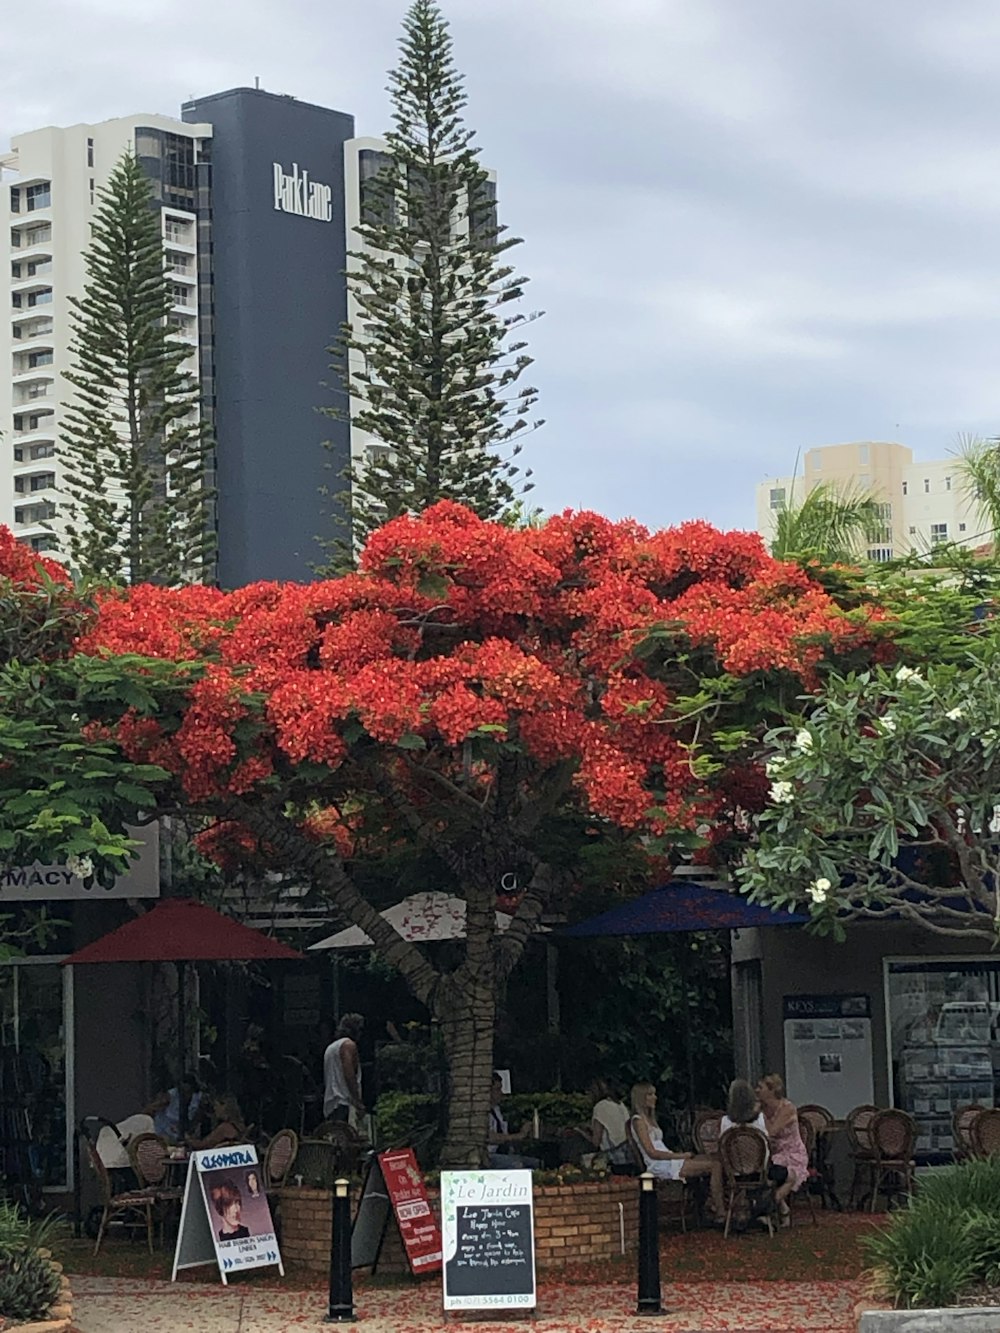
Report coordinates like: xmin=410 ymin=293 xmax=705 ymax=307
xmin=5 ymin=0 xmax=999 ymax=532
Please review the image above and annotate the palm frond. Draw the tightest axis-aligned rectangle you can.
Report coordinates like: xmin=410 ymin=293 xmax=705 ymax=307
xmin=770 ymin=480 xmax=883 ymax=564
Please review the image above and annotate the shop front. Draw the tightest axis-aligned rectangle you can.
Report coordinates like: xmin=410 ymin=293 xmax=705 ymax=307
xmin=0 ymin=829 xmax=159 ymax=1200
xmin=732 ymin=918 xmax=1000 ymax=1161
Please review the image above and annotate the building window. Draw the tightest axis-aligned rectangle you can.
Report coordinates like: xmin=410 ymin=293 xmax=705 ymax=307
xmin=959 ymin=522 xmax=967 ymax=532
xmin=945 ymin=475 xmax=952 ymax=491
xmin=9 ymin=187 xmax=20 ymax=214
xmin=87 ymin=137 xmax=94 ymax=167
xmin=902 ymin=481 xmax=908 ymax=496
xmin=29 ymin=443 xmax=56 ymax=460
xmin=769 ymin=487 xmax=786 ymax=510
xmin=27 ymin=350 xmax=53 ymax=368
xmin=28 ymin=535 xmax=59 ymax=553
xmin=170 ymin=283 xmax=191 ymax=307
xmin=931 ymin=523 xmax=948 ymax=544
xmin=25 ymin=183 xmax=52 ymax=212
xmin=14 ymin=501 xmax=57 ymax=524
xmin=27 ymin=290 xmax=52 ymax=307
xmin=359 ymin=148 xmax=396 ymax=228
xmin=89 ymin=178 xmax=95 ymax=206
xmin=909 ymin=526 xmax=917 ymax=535
xmin=887 ymin=958 xmax=1000 ymax=1162
xmin=924 ymin=478 xmax=930 ymax=493
xmin=866 ymin=548 xmax=893 ymax=563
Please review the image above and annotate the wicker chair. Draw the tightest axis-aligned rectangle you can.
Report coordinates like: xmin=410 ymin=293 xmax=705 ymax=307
xmin=952 ymin=1104 xmax=985 ymax=1163
xmin=692 ymin=1110 xmax=724 ymax=1157
xmin=262 ymin=1128 xmax=299 ymax=1191
xmin=970 ymin=1107 xmax=1000 ymax=1159
xmin=84 ymin=1139 xmax=154 ymax=1256
xmin=846 ymin=1104 xmax=880 ymax=1209
xmin=869 ymin=1109 xmax=916 ymax=1212
xmin=128 ymin=1132 xmax=183 ymax=1244
xmin=718 ymin=1126 xmax=775 ymax=1239
xmin=797 ymin=1104 xmax=837 ymax=1208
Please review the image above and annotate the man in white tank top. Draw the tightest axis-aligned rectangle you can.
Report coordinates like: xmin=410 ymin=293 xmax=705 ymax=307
xmin=323 ymin=1013 xmax=365 ymax=1123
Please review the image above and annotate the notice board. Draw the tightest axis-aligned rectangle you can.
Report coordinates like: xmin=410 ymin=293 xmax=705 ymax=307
xmin=380 ymin=1148 xmax=442 ymax=1275
xmin=441 ymin=1169 xmax=535 ymax=1312
xmin=171 ymin=1144 xmax=283 ymax=1284
xmin=783 ymin=993 xmax=874 ymax=1118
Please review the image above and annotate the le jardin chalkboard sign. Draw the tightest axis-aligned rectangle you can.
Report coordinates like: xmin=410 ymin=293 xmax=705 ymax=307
xmin=440 ymin=1170 xmax=535 ymax=1312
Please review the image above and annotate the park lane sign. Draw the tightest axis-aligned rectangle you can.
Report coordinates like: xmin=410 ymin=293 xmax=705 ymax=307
xmin=272 ymin=161 xmax=333 ymax=222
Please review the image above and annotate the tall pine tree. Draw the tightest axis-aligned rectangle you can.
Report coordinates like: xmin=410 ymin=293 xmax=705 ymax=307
xmin=60 ymin=151 xmax=214 ymax=585
xmin=324 ymin=0 xmax=542 ymax=560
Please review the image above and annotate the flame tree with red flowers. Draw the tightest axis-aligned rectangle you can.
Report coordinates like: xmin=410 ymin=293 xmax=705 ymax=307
xmin=0 ymin=506 xmax=885 ymax=1162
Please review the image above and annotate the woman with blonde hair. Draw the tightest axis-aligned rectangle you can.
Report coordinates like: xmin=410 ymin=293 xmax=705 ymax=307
xmin=629 ymin=1083 xmax=724 ymax=1219
xmin=756 ymin=1074 xmax=808 ymax=1225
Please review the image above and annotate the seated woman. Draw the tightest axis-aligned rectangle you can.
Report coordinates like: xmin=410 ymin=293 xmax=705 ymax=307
xmin=487 ymin=1072 xmax=541 ymax=1170
xmin=720 ymin=1078 xmax=766 ymax=1136
xmin=186 ymin=1093 xmax=248 ymax=1151
xmin=756 ymin=1074 xmax=809 ymax=1226
xmin=629 ymin=1083 xmax=724 ymax=1219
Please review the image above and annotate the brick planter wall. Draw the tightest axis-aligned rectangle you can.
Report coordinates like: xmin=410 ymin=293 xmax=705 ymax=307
xmin=277 ymin=1177 xmax=640 ymax=1275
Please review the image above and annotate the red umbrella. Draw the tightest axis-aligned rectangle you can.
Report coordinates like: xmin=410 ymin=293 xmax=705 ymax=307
xmin=61 ymin=897 xmax=303 ymax=965
xmin=62 ymin=899 xmax=302 ymax=1140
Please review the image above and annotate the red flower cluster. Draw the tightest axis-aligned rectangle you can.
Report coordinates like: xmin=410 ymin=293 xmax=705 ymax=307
xmin=71 ymin=502 xmax=879 ymax=843
xmin=0 ymin=526 xmax=70 ymax=588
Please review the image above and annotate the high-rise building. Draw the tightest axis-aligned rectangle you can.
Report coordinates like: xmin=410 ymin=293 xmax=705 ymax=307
xmin=0 ymin=88 xmax=357 ymax=585
xmin=755 ymin=441 xmax=989 ymax=560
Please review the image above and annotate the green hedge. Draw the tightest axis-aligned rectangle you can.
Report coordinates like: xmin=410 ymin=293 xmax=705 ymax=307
xmin=373 ymin=1090 xmax=593 ymax=1163
xmin=863 ymin=1157 xmax=1000 ymax=1308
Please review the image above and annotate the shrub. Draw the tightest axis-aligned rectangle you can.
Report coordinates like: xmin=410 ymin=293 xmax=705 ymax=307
xmin=863 ymin=1157 xmax=1000 ymax=1308
xmin=0 ymin=1203 xmax=64 ymax=1324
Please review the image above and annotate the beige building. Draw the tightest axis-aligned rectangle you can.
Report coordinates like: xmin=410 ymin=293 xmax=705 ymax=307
xmin=755 ymin=441 xmax=989 ymax=560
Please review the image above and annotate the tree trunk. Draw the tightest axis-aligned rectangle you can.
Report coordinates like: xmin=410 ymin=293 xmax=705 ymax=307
xmin=435 ymin=971 xmax=496 ymax=1167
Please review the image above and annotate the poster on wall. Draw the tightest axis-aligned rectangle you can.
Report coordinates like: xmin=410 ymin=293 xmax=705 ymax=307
xmin=172 ymin=1145 xmax=283 ymax=1284
xmin=783 ymin=994 xmax=874 ymax=1117
xmin=441 ymin=1169 xmax=535 ymax=1312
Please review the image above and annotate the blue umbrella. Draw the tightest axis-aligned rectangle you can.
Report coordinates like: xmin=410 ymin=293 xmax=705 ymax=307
xmin=561 ymin=880 xmax=808 ymax=937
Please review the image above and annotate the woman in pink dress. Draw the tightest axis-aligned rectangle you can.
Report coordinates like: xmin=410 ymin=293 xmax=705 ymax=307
xmin=756 ymin=1074 xmax=809 ymax=1226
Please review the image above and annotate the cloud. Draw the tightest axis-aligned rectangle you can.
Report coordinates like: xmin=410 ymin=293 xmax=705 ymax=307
xmin=4 ymin=0 xmax=999 ymax=536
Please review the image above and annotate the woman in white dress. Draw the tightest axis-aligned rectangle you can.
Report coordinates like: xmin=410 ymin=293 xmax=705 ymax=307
xmin=629 ymin=1083 xmax=724 ymax=1219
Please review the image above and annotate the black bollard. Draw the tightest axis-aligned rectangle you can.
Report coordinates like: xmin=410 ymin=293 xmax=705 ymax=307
xmin=635 ymin=1171 xmax=666 ymax=1317
xmin=325 ymin=1177 xmax=357 ymax=1323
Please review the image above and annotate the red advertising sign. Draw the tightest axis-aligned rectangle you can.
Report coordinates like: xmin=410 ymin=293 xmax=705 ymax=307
xmin=379 ymin=1148 xmax=443 ymax=1275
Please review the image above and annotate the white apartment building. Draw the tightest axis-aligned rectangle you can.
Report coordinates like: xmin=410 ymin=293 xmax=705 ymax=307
xmin=0 ymin=115 xmax=211 ymax=555
xmin=755 ymin=441 xmax=989 ymax=561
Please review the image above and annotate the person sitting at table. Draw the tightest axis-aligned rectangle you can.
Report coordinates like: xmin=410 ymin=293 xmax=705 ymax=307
xmin=186 ymin=1093 xmax=248 ymax=1151
xmin=210 ymin=1179 xmax=250 ymax=1241
xmin=154 ymin=1074 xmax=202 ymax=1144
xmin=629 ymin=1083 xmax=725 ymax=1220
xmin=488 ymin=1072 xmax=541 ymax=1169
xmin=588 ymin=1078 xmax=632 ymax=1168
xmin=756 ymin=1074 xmax=809 ymax=1227
xmin=96 ymin=1093 xmax=170 ymax=1192
xmin=720 ymin=1078 xmax=767 ymax=1137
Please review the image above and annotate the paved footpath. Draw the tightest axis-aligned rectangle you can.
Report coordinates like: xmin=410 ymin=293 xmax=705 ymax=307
xmin=69 ymin=1276 xmax=864 ymax=1332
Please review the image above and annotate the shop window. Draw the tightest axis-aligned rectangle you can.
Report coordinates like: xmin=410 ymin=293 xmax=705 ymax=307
xmin=0 ymin=961 xmax=71 ymax=1189
xmin=886 ymin=958 xmax=1000 ymax=1163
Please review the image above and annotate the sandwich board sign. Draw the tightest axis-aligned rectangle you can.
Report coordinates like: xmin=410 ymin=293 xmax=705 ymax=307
xmin=380 ymin=1148 xmax=442 ymax=1275
xmin=441 ymin=1169 xmax=535 ymax=1312
xmin=351 ymin=1149 xmax=443 ymax=1276
xmin=172 ymin=1144 xmax=283 ymax=1283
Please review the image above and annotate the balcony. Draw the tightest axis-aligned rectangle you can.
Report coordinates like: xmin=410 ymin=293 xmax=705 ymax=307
xmin=11 ymin=259 xmax=53 ymax=289
xmin=12 ymin=316 xmax=54 ymax=341
xmin=14 ymin=471 xmax=57 ymax=497
xmin=13 ymin=500 xmax=57 ymax=528
xmin=10 ymin=222 xmax=53 ymax=253
xmin=13 ymin=378 xmax=54 ymax=406
xmin=13 ymin=409 xmax=55 ymax=439
xmin=12 ymin=287 xmax=52 ymax=313
xmin=166 ymin=250 xmax=195 ymax=277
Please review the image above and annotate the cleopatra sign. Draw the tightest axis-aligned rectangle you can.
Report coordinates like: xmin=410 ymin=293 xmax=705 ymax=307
xmin=272 ymin=161 xmax=333 ymax=222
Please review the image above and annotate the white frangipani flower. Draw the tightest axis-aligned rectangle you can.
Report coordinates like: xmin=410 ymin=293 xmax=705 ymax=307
xmin=877 ymin=715 xmax=897 ymax=734
xmin=765 ymin=757 xmax=787 ymax=778
xmin=66 ymin=854 xmax=94 ymax=880
xmin=895 ymin=665 xmax=920 ymax=682
xmin=945 ymin=706 xmax=964 ymax=721
xmin=807 ymin=877 xmax=831 ymax=904
xmin=769 ymin=780 xmax=794 ymax=805
xmin=794 ymin=729 xmax=813 ymax=752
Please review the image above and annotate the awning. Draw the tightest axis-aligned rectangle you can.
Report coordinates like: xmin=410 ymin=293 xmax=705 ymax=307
xmin=561 ymin=880 xmax=808 ymax=937
xmin=61 ymin=897 xmax=304 ymax=964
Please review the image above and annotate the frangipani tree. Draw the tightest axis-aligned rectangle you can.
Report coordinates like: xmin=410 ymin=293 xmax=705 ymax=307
xmin=0 ymin=508 xmax=880 ymax=1162
xmin=738 ymin=636 xmax=1000 ymax=943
